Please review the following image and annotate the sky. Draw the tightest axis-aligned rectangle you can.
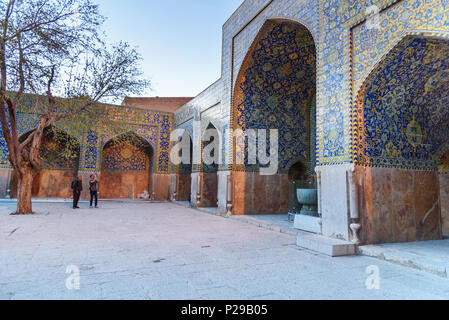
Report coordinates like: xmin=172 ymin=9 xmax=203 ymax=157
xmin=95 ymin=0 xmax=243 ymax=98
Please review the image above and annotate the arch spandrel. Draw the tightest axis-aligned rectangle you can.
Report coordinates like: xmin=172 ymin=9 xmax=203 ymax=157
xmin=351 ymin=0 xmax=449 ymax=100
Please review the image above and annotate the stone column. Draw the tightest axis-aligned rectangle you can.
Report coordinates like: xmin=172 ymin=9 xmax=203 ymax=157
xmin=0 ymin=168 xmax=13 ymax=198
xmin=347 ymin=164 xmax=361 ymax=244
xmin=169 ymin=173 xmax=177 ymax=201
xmin=217 ymin=170 xmax=230 ymax=215
xmin=315 ymin=167 xmax=323 ymax=233
xmin=316 ymin=164 xmax=352 ymax=241
xmin=190 ymin=172 xmax=199 ymax=208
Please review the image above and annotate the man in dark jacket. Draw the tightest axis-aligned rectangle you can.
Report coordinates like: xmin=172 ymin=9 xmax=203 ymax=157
xmin=71 ymin=176 xmax=83 ymax=209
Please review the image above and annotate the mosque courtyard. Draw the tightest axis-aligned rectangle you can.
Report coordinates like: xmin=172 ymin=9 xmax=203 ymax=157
xmin=0 ymin=201 xmax=448 ymax=300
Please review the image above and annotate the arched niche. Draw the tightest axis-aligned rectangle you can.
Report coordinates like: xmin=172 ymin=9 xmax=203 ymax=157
xmin=354 ymin=35 xmax=449 ymax=244
xmin=232 ymin=19 xmax=317 ymax=215
xmin=100 ymin=132 xmax=154 ymax=199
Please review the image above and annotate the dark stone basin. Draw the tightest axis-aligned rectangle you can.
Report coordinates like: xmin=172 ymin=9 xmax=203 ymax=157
xmin=296 ymin=188 xmax=318 ymax=217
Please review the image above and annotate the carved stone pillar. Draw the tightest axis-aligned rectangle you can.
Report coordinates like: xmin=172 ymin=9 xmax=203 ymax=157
xmin=173 ymin=174 xmax=178 ymax=202
xmin=315 ymin=167 xmax=323 ymax=234
xmin=196 ymin=172 xmax=202 ymax=207
xmin=226 ymin=173 xmax=233 ymax=216
xmin=348 ymin=164 xmax=361 ymax=244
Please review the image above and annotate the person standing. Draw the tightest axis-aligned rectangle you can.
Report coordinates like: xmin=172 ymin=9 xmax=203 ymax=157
xmin=89 ymin=174 xmax=99 ymax=208
xmin=71 ymin=176 xmax=83 ymax=209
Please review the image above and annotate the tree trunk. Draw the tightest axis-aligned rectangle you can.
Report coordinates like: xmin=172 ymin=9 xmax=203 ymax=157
xmin=15 ymin=168 xmax=35 ymax=214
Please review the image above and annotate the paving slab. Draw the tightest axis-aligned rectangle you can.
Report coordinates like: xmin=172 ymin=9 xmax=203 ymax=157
xmin=230 ymin=214 xmax=302 ymax=236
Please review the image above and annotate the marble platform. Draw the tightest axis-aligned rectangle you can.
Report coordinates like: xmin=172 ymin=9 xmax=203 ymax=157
xmin=231 ymin=214 xmax=357 ymax=257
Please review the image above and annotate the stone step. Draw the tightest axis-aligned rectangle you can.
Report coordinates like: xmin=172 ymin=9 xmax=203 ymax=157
xmin=296 ymin=233 xmax=357 ymax=257
xmin=293 ymin=214 xmax=321 ymax=233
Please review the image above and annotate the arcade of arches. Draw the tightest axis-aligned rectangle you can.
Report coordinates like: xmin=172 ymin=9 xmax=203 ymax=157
xmin=2 ymin=0 xmax=449 ymax=247
xmin=0 ymin=98 xmax=178 ymax=204
xmin=10 ymin=129 xmax=156 ymax=201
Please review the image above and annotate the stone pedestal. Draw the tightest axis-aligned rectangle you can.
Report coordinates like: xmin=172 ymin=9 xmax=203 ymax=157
xmin=316 ymin=165 xmax=352 ymax=241
xmin=294 ymin=215 xmax=322 ymax=234
xmin=296 ymin=188 xmax=318 ymax=216
xmin=296 ymin=233 xmax=356 ymax=257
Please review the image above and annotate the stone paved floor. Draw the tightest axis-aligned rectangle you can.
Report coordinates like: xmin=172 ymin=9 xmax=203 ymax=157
xmin=359 ymin=240 xmax=449 ymax=278
xmin=247 ymin=214 xmax=294 ymax=229
xmin=0 ymin=201 xmax=449 ymax=300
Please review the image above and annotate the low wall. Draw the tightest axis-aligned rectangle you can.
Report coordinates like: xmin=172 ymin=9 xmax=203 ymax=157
xmin=199 ymin=172 xmax=218 ymax=208
xmin=9 ymin=169 xmax=76 ymax=199
xmin=232 ymin=171 xmax=288 ymax=215
xmin=99 ymin=170 xmax=150 ymax=199
xmin=176 ymin=173 xmax=191 ymax=202
xmin=356 ymin=166 xmax=442 ymax=244
xmin=152 ymin=174 xmax=170 ymax=201
xmin=36 ymin=170 xmax=77 ymax=198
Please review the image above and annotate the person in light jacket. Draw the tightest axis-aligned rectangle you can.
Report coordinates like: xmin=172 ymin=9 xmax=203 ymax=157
xmin=89 ymin=174 xmax=99 ymax=208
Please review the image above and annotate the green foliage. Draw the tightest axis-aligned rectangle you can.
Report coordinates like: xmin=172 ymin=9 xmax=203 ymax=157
xmin=39 ymin=127 xmax=80 ymax=170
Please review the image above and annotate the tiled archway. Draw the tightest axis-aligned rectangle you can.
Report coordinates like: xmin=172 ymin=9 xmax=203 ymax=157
xmin=232 ymin=19 xmax=317 ymax=215
xmin=354 ymin=35 xmax=449 ymax=244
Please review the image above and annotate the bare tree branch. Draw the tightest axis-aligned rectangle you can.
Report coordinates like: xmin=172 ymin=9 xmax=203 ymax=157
xmin=0 ymin=0 xmax=150 ymax=214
